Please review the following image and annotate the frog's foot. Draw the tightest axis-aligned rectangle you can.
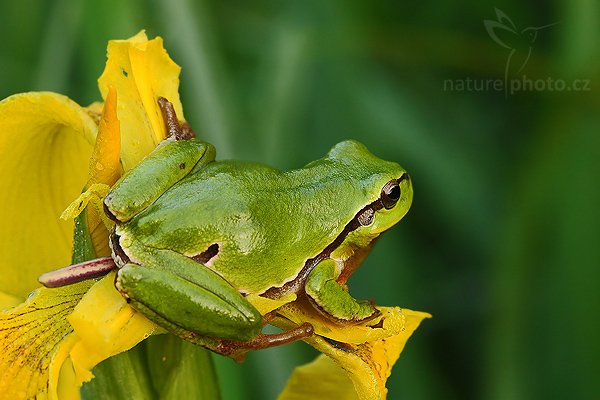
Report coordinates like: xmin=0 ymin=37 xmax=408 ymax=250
xmin=158 ymin=97 xmax=196 ymax=140
xmin=181 ymin=122 xmax=196 ymax=140
xmin=305 ymin=259 xmax=380 ymax=322
xmin=215 ymin=322 xmax=314 ymax=362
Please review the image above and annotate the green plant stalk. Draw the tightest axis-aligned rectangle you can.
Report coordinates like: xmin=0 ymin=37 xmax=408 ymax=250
xmin=72 ymin=209 xmax=222 ymax=399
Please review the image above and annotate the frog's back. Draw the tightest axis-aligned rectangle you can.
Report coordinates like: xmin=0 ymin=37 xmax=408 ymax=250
xmin=125 ymin=159 xmax=362 ymax=294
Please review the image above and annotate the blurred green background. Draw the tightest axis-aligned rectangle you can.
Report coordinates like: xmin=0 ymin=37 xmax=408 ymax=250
xmin=1 ymin=1 xmax=599 ymax=399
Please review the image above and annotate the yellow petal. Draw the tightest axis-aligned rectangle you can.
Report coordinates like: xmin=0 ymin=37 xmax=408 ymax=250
xmin=0 ymin=281 xmax=93 ymax=400
xmin=277 ymin=299 xmax=408 ymax=345
xmin=84 ymin=86 xmax=121 ymax=256
xmin=66 ymin=274 xmax=160 ymax=385
xmin=274 ymin=301 xmax=430 ymax=400
xmin=0 ymin=31 xmax=185 ymax=398
xmin=87 ymin=87 xmax=121 ymax=188
xmin=0 ymin=291 xmax=22 ymax=310
xmin=338 ymin=309 xmax=430 ymax=399
xmin=0 ymin=275 xmax=159 ymax=400
xmin=246 ymin=293 xmax=297 ymax=315
xmin=57 ymin=358 xmax=82 ymax=400
xmin=278 ymin=355 xmax=358 ymax=400
xmin=0 ymin=92 xmax=97 ymax=299
xmin=98 ymin=30 xmax=185 ymax=171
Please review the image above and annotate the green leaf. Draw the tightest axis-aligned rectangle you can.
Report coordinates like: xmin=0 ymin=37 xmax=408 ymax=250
xmin=81 ymin=345 xmax=156 ymax=400
xmin=82 ymin=334 xmax=221 ymax=400
xmin=145 ymin=335 xmax=221 ymax=400
xmin=72 ymin=209 xmax=97 ymax=263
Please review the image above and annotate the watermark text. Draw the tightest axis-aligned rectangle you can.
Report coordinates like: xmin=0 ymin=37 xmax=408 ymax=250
xmin=444 ymin=76 xmax=591 ymax=94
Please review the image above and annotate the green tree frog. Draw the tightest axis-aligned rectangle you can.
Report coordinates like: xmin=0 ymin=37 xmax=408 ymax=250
xmin=40 ymin=98 xmax=413 ymax=358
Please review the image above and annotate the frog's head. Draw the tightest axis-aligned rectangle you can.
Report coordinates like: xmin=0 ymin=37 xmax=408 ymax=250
xmin=326 ymin=140 xmax=413 ymax=238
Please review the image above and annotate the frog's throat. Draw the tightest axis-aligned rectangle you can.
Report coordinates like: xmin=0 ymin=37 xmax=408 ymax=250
xmin=261 ymin=190 xmax=390 ymax=300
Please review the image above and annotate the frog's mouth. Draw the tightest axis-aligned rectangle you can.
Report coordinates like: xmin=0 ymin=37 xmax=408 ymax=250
xmin=261 ymin=174 xmax=408 ymax=300
xmin=109 ymin=230 xmax=131 ymax=268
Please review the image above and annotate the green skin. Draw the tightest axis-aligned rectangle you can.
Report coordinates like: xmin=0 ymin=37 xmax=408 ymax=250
xmin=104 ymin=135 xmax=412 ymax=355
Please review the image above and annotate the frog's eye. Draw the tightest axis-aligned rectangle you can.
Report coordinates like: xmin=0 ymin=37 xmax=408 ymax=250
xmin=380 ymin=179 xmax=401 ymax=209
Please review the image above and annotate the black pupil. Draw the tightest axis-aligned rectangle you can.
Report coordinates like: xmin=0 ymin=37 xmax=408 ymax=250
xmin=387 ymin=184 xmax=400 ymax=200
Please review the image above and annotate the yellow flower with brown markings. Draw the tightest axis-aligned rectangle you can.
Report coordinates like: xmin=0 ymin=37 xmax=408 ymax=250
xmin=0 ymin=31 xmax=428 ymax=400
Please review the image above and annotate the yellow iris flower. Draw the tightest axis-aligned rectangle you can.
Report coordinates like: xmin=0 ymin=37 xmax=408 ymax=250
xmin=0 ymin=31 xmax=429 ymax=400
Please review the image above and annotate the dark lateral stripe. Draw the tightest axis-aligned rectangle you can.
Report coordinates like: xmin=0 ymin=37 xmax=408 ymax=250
xmin=38 ymin=257 xmax=116 ymax=288
xmin=262 ymin=173 xmax=408 ymax=299
xmin=262 ymin=199 xmax=385 ymax=299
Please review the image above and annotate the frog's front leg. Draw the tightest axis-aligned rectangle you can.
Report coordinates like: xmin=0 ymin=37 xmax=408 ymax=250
xmin=305 ymin=259 xmax=380 ymax=322
xmin=115 ymin=249 xmax=313 ymax=360
xmin=104 ymin=98 xmax=216 ymax=222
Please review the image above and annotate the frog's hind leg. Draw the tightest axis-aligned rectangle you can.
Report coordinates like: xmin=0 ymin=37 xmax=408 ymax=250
xmin=115 ymin=248 xmax=314 ymax=361
xmin=116 ymin=261 xmax=263 ymax=341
